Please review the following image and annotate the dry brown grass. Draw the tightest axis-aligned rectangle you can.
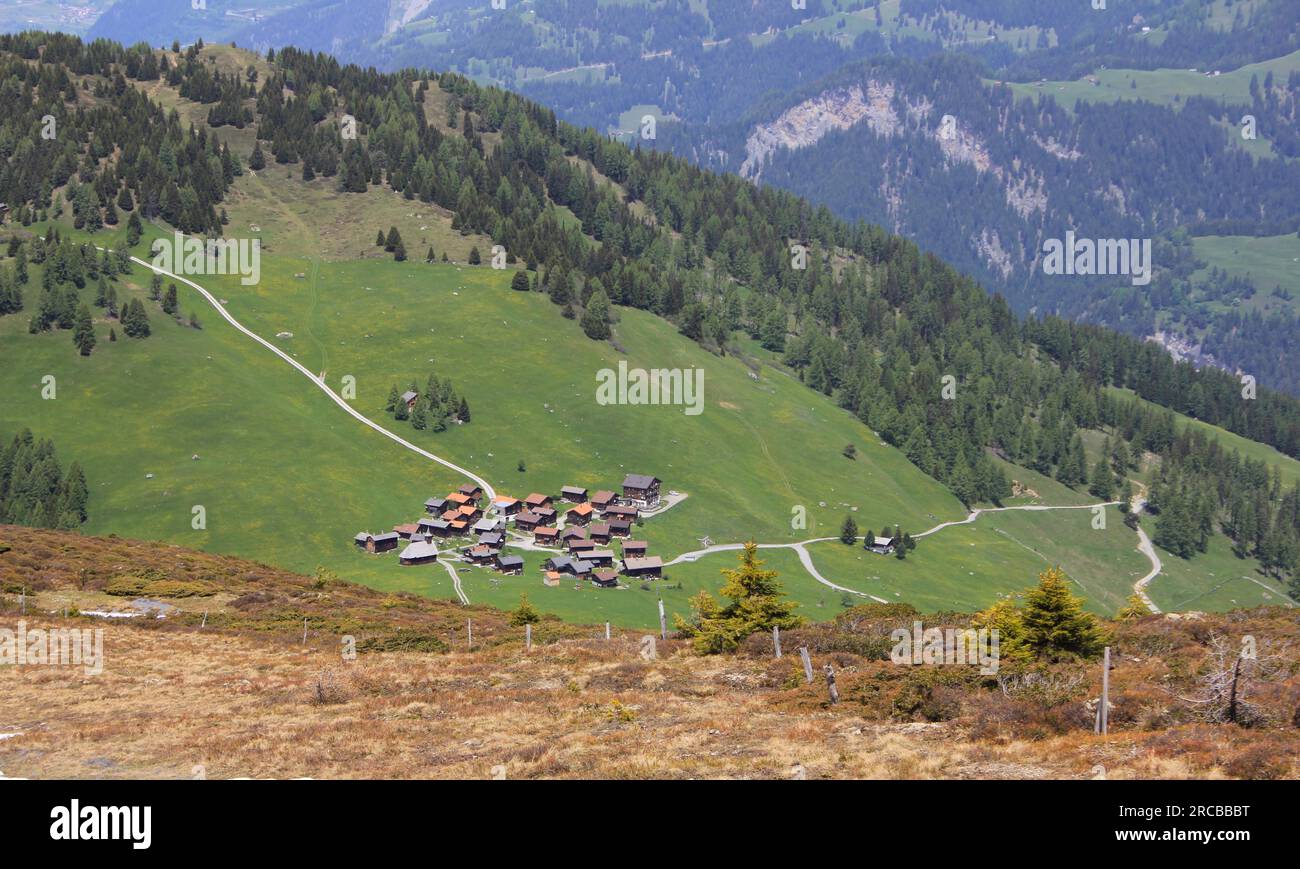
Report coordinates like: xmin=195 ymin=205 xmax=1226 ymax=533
xmin=3 ymin=529 xmax=1298 ymax=779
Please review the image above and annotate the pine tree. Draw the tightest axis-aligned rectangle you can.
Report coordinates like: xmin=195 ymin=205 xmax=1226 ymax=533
xmin=468 ymin=246 xmax=481 ymax=265
xmin=581 ymin=288 xmax=612 ymax=340
xmin=1088 ymin=455 xmax=1115 ymax=500
xmin=678 ymin=542 xmax=801 ymax=654
xmin=248 ymin=141 xmax=266 ymax=170
xmin=1020 ymin=567 xmax=1107 ymax=661
xmin=72 ymin=304 xmax=95 ymax=356
xmin=511 ymin=270 xmax=530 ymax=292
xmin=840 ymin=514 xmax=858 ymax=544
xmin=510 ymin=593 xmax=540 ymax=626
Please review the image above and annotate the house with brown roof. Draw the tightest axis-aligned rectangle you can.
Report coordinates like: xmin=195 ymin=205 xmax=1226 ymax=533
xmin=590 ymin=490 xmax=617 ymax=512
xmin=445 ymin=492 xmax=472 ymax=507
xmin=524 ymin=493 xmax=553 ymax=511
xmin=622 ymin=540 xmax=648 ymax=559
xmin=457 ymin=483 xmax=484 ymax=503
xmin=533 ymin=506 xmax=558 ymax=525
xmin=514 ymin=510 xmax=542 ymax=532
xmin=568 ymin=538 xmax=597 ymax=554
xmin=589 ymin=522 xmax=612 ymax=544
xmin=592 ymin=569 xmax=620 ymax=588
xmin=608 ymin=519 xmax=633 ymax=538
xmin=418 ymin=517 xmax=452 ymax=538
xmin=425 ymin=497 xmax=448 ymax=514
xmin=621 ymin=474 xmax=662 ymax=508
xmin=622 ymin=556 xmax=663 ymax=578
xmin=534 ymin=526 xmax=560 ymax=545
xmin=393 ymin=523 xmax=421 ymax=539
xmin=561 ymin=526 xmax=588 ymax=542
xmin=605 ymin=504 xmax=639 ymax=522
xmin=400 ymin=390 xmax=419 ymax=410
xmin=456 ymin=504 xmax=483 ymax=523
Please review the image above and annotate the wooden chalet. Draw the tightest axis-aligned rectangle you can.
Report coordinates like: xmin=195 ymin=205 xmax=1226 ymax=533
xmin=456 ymin=504 xmax=483 ymax=523
xmin=398 ymin=539 xmax=439 ymax=566
xmin=565 ymin=502 xmax=594 ymax=525
xmin=354 ymin=531 xmax=400 ymax=553
xmin=424 ymin=497 xmax=447 ymax=514
xmin=866 ymin=535 xmax=896 ymax=555
xmin=578 ymin=549 xmax=616 ymax=568
xmin=418 ymin=517 xmax=451 ymax=538
xmin=543 ymin=571 xmax=563 ymax=587
xmin=621 ymin=474 xmax=662 ymax=508
xmin=543 ymin=555 xmax=591 ymax=577
xmin=473 ymin=517 xmax=504 ymax=535
xmin=457 ymin=483 xmax=484 ymax=503
xmin=560 ymin=486 xmax=589 ymax=503
xmin=479 ymin=531 xmax=504 ymax=548
xmin=524 ymin=493 xmax=554 ymax=511
xmin=622 ymin=540 xmax=649 ymax=559
xmin=568 ymin=538 xmax=597 ymax=554
xmin=605 ymin=504 xmax=639 ymax=522
xmin=591 ymin=569 xmax=620 ymax=588
xmin=532 ymin=506 xmax=558 ymax=525
xmin=491 ymin=496 xmax=523 ymax=516
xmin=514 ymin=510 xmax=543 ymax=532
xmin=494 ymin=554 xmax=525 ymax=575
xmin=608 ymin=519 xmax=633 ymax=538
xmin=400 ymin=390 xmax=419 ymax=410
xmin=561 ymin=526 xmax=588 ymax=542
xmin=534 ymin=526 xmax=560 ymax=545
xmin=590 ymin=490 xmax=617 ymax=512
xmin=445 ymin=492 xmax=472 ymax=507
xmin=622 ymin=556 xmax=663 ymax=579
xmin=392 ymin=523 xmax=421 ymax=539
xmin=464 ymin=544 xmax=499 ymax=565
xmin=589 ymin=523 xmax=612 ymax=544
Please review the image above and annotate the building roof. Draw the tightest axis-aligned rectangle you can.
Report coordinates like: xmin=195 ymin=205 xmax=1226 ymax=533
xmin=479 ymin=532 xmax=504 ymax=546
xmin=561 ymin=486 xmax=588 ymax=496
xmin=401 ymin=390 xmax=419 ymax=403
xmin=622 ymin=474 xmax=660 ymax=489
xmin=534 ymin=526 xmax=559 ymax=537
xmin=354 ymin=532 xmax=370 ymax=542
xmin=457 ymin=505 xmax=478 ymax=516
xmin=561 ymin=527 xmax=588 ymax=540
xmin=399 ymin=540 xmax=439 ymax=560
xmin=591 ymin=490 xmax=616 ymax=503
xmin=872 ymin=536 xmax=894 ymax=547
xmin=496 ymin=554 xmax=524 ymax=569
xmin=568 ymin=539 xmax=596 ymax=550
xmin=446 ymin=492 xmax=471 ymax=505
xmin=606 ymin=504 xmax=638 ymax=516
xmin=624 ymin=556 xmax=663 ymax=571
xmin=525 ymin=493 xmax=551 ymax=505
xmin=419 ymin=517 xmax=449 ymax=529
xmin=623 ymin=540 xmax=648 ymax=550
xmin=458 ymin=483 xmax=482 ymax=495
xmin=567 ymin=503 xmax=594 ymax=516
xmin=425 ymin=498 xmax=446 ymax=509
xmin=515 ymin=510 xmax=541 ymax=524
xmin=593 ymin=570 xmax=619 ymax=583
xmin=372 ymin=532 xmax=400 ymax=543
xmin=492 ymin=496 xmax=519 ymax=507
xmin=589 ymin=523 xmax=611 ymax=535
xmin=472 ymin=518 xmax=500 ymax=532
xmin=579 ymin=549 xmax=616 ymax=561
xmin=393 ymin=523 xmax=420 ymax=535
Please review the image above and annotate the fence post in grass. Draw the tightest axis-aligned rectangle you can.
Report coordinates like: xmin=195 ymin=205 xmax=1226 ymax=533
xmin=20 ymin=588 xmax=25 ymax=615
xmin=773 ymin=625 xmax=782 ymax=659
xmin=467 ymin=618 xmax=472 ymax=650
xmin=800 ymin=647 xmax=814 ymax=684
xmin=823 ymin=664 xmax=839 ymax=705
xmin=302 ymin=617 xmax=308 ymax=645
xmin=605 ymin=622 xmax=611 ymax=641
xmin=658 ymin=599 xmax=667 ymax=641
xmin=525 ymin=623 xmax=532 ymax=652
xmin=1101 ymin=646 xmax=1110 ymax=735
xmin=201 ymin=610 xmax=208 ymax=629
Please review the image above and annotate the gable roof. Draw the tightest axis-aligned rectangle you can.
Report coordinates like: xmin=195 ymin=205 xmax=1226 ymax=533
xmin=525 ymin=493 xmax=551 ymax=505
xmin=399 ymin=540 xmax=439 ymax=560
xmin=372 ymin=532 xmax=400 ymax=543
xmin=591 ymin=490 xmax=616 ymax=503
xmin=561 ymin=485 xmax=588 ymax=496
xmin=624 ymin=556 xmax=663 ymax=570
xmin=622 ymin=474 xmax=660 ymax=489
xmin=446 ymin=492 xmax=471 ymax=505
xmin=401 ymin=390 xmax=418 ymax=403
xmin=567 ymin=503 xmax=594 ymax=516
xmin=496 ymin=554 xmax=524 ymax=569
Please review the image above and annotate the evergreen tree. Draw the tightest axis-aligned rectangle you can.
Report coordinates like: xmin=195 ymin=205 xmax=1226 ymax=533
xmin=839 ymin=514 xmax=858 ymax=545
xmin=72 ymin=304 xmax=95 ymax=355
xmin=677 ymin=542 xmax=801 ymax=654
xmin=581 ymin=288 xmax=612 ymax=340
xmin=1020 ymin=567 xmax=1107 ymax=661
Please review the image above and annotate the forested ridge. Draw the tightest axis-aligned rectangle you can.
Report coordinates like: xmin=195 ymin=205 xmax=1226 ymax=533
xmin=0 ymin=32 xmax=1297 ymax=587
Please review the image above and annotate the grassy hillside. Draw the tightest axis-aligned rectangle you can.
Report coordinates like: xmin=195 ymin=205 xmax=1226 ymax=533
xmin=1191 ymin=234 xmax=1300 ymax=316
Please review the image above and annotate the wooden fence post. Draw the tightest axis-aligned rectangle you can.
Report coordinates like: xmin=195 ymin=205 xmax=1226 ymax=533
xmin=302 ymin=617 xmax=308 ymax=645
xmin=467 ymin=618 xmax=473 ymax=649
xmin=658 ymin=599 xmax=667 ymax=641
xmin=773 ymin=625 xmax=782 ymax=659
xmin=823 ymin=664 xmax=839 ymax=705
xmin=525 ymin=623 xmax=532 ymax=652
xmin=1101 ymin=646 xmax=1110 ymax=735
xmin=605 ymin=622 xmax=611 ymax=641
xmin=201 ymin=610 xmax=208 ymax=628
xmin=800 ymin=647 xmax=814 ymax=684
